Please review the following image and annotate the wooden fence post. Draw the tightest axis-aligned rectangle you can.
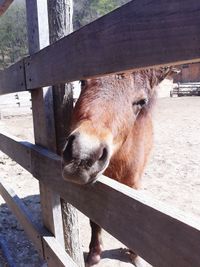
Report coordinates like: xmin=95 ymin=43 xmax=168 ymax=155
xmin=25 ymin=0 xmax=65 ymax=250
xmin=47 ymin=1 xmax=84 ymax=265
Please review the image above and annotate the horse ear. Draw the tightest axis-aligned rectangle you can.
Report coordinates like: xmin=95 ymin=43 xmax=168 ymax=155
xmin=151 ymin=67 xmax=180 ymax=87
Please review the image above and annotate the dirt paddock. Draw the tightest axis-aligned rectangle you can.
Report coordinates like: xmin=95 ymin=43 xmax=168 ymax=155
xmin=0 ymin=96 xmax=200 ymax=266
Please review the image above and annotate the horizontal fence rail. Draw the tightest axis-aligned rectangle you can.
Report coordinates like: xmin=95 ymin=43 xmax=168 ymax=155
xmin=0 ymin=0 xmax=200 ymax=95
xmin=0 ymin=180 xmax=44 ymax=255
xmin=0 ymin=60 xmax=26 ymax=95
xmin=25 ymin=0 xmax=200 ymax=89
xmin=0 ymin=132 xmax=200 ymax=267
xmin=0 ymin=181 xmax=78 ymax=267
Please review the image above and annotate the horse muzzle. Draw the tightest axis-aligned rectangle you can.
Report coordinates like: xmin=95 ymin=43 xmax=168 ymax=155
xmin=62 ymin=132 xmax=110 ymax=185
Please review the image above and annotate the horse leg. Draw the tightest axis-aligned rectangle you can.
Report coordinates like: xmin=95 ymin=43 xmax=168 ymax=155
xmin=122 ymin=173 xmax=142 ymax=265
xmin=86 ymin=220 xmax=103 ymax=266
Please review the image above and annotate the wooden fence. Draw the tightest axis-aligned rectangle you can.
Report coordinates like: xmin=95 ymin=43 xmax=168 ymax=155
xmin=0 ymin=0 xmax=200 ymax=266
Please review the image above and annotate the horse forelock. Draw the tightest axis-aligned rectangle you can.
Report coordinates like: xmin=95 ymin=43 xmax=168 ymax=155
xmin=73 ymin=70 xmax=160 ymax=126
xmin=71 ymin=68 xmax=169 ymax=147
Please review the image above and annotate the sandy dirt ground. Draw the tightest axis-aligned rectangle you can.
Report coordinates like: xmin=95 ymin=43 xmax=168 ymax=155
xmin=0 ymin=95 xmax=200 ymax=267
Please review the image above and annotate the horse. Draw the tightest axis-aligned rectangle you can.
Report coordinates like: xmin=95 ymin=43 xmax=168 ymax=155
xmin=62 ymin=68 xmax=173 ymax=266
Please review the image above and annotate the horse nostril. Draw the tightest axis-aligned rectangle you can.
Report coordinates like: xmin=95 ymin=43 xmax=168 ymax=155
xmin=63 ymin=134 xmax=76 ymax=162
xmin=98 ymin=147 xmax=108 ymax=162
xmin=79 ymin=146 xmax=108 ymax=169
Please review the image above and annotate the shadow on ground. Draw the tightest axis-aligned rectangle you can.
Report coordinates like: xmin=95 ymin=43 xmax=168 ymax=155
xmin=84 ymin=248 xmax=134 ymax=264
xmin=0 ymin=194 xmax=43 ymax=267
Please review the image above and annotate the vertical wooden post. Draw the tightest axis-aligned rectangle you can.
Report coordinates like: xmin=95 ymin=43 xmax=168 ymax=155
xmin=25 ymin=0 xmax=65 ymax=250
xmin=47 ymin=1 xmax=84 ymax=266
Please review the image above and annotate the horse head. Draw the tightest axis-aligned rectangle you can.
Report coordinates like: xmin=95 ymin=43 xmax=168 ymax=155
xmin=62 ymin=68 xmax=173 ymax=184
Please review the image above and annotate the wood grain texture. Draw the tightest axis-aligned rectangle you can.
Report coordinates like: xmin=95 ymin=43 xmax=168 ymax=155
xmin=25 ymin=0 xmax=65 ymax=250
xmin=1 ymin=0 xmax=200 ymax=95
xmin=43 ymin=236 xmax=78 ymax=267
xmin=1 ymin=132 xmax=200 ymax=267
xmin=0 ymin=60 xmax=26 ymax=95
xmin=25 ymin=0 xmax=200 ymax=89
xmin=0 ymin=0 xmax=13 ymax=16
xmin=0 ymin=180 xmax=44 ymax=256
xmin=0 ymin=131 xmax=31 ymax=171
xmin=0 ymin=181 xmax=78 ymax=267
xmin=47 ymin=1 xmax=84 ymax=265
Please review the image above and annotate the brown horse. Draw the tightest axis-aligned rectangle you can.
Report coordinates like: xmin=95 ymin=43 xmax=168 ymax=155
xmin=62 ymin=68 xmax=173 ymax=266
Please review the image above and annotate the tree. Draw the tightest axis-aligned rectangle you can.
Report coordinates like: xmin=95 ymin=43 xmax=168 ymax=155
xmin=0 ymin=2 xmax=27 ymax=69
xmin=73 ymin=0 xmax=130 ymax=30
xmin=91 ymin=0 xmax=118 ymax=16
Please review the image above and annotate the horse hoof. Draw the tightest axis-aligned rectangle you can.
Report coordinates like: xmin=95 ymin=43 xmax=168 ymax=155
xmin=128 ymin=250 xmax=138 ymax=263
xmin=121 ymin=248 xmax=137 ymax=263
xmin=122 ymin=249 xmax=152 ymax=267
xmin=86 ymin=245 xmax=103 ymax=266
xmin=86 ymin=252 xmax=101 ymax=266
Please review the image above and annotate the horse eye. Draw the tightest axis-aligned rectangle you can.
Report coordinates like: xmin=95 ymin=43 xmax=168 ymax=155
xmin=133 ymin=98 xmax=148 ymax=107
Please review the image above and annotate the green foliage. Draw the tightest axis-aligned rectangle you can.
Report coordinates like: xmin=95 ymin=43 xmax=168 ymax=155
xmin=91 ymin=0 xmax=117 ymax=16
xmin=73 ymin=0 xmax=130 ymax=30
xmin=0 ymin=3 xmax=27 ymax=69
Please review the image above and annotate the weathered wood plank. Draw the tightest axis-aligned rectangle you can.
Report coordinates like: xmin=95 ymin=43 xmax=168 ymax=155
xmin=0 ymin=131 xmax=31 ymax=171
xmin=47 ymin=0 xmax=84 ymax=265
xmin=0 ymin=0 xmax=13 ymax=16
xmin=43 ymin=236 xmax=78 ymax=267
xmin=25 ymin=0 xmax=65 ymax=249
xmin=0 ymin=60 xmax=26 ymax=95
xmin=1 ymin=132 xmax=200 ymax=267
xmin=0 ymin=181 xmax=78 ymax=267
xmin=0 ymin=180 xmax=44 ymax=256
xmin=25 ymin=0 xmax=200 ymax=89
xmin=2 ymin=0 xmax=200 ymax=95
